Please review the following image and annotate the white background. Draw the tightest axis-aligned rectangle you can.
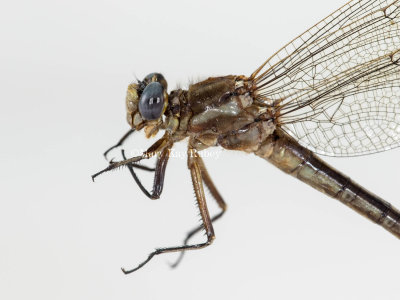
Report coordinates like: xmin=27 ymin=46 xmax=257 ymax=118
xmin=2 ymin=0 xmax=400 ymax=299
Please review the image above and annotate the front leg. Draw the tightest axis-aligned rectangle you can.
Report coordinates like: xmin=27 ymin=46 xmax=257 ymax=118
xmin=104 ymin=128 xmax=156 ymax=172
xmin=91 ymin=132 xmax=171 ymax=181
xmin=103 ymin=128 xmax=135 ymax=160
xmin=121 ymin=146 xmax=215 ymax=274
xmin=122 ymin=144 xmax=171 ymax=200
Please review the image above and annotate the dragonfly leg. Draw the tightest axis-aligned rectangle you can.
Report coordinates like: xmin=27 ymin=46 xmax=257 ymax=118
xmin=121 ymin=147 xmax=215 ymax=274
xmin=124 ymin=163 xmax=155 ymax=172
xmin=170 ymin=155 xmax=226 ymax=268
xmin=103 ymin=128 xmax=155 ymax=172
xmin=92 ymin=132 xmax=170 ymax=181
xmin=103 ymin=128 xmax=135 ymax=161
xmin=121 ymin=144 xmax=171 ymax=200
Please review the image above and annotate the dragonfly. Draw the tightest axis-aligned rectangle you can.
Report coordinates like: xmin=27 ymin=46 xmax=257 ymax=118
xmin=92 ymin=0 xmax=400 ymax=274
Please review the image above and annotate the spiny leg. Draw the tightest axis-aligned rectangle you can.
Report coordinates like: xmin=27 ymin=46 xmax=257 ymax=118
xmin=171 ymin=155 xmax=227 ymax=268
xmin=112 ymin=156 xmax=155 ymax=172
xmin=92 ymin=133 xmax=170 ymax=181
xmin=125 ymin=163 xmax=155 ymax=172
xmin=121 ymin=149 xmax=215 ymax=274
xmin=104 ymin=128 xmax=155 ymax=171
xmin=197 ymin=156 xmax=227 ymax=212
xmin=122 ymin=143 xmax=171 ymax=200
xmin=103 ymin=129 xmax=135 ymax=161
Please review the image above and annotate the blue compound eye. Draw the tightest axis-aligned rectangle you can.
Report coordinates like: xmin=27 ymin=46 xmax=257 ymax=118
xmin=138 ymin=82 xmax=165 ymax=120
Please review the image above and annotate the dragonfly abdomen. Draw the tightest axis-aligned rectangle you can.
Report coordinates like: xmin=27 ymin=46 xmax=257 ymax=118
xmin=255 ymin=128 xmax=400 ymax=239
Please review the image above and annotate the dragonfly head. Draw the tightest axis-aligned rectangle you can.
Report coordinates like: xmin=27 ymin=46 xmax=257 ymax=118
xmin=126 ymin=73 xmax=168 ymax=137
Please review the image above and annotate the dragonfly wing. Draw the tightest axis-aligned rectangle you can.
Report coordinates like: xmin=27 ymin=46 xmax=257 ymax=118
xmin=253 ymin=0 xmax=400 ymax=156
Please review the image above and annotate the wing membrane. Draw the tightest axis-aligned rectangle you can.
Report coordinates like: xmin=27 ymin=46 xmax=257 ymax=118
xmin=254 ymin=0 xmax=400 ymax=156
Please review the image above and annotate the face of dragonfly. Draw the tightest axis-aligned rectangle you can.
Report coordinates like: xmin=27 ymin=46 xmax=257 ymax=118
xmin=126 ymin=72 xmax=169 ymax=137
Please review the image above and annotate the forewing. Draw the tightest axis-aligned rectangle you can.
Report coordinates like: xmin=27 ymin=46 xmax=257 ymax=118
xmin=254 ymin=0 xmax=400 ymax=156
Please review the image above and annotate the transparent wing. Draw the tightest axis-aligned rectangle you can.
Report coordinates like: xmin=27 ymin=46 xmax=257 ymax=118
xmin=253 ymin=0 xmax=400 ymax=156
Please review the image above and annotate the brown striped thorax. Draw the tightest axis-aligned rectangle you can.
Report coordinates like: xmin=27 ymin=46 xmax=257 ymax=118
xmin=126 ymin=73 xmax=276 ymax=152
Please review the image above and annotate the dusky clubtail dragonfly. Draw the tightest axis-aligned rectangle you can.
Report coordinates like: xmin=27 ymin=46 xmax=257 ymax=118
xmin=92 ymin=0 xmax=400 ymax=273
